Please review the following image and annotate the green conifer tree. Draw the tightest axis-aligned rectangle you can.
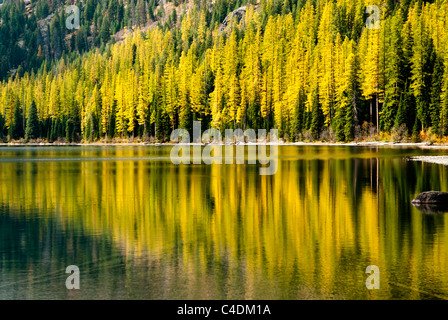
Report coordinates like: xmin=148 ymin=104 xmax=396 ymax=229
xmin=25 ymin=101 xmax=39 ymax=141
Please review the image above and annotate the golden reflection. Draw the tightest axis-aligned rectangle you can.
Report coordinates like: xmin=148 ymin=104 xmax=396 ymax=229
xmin=0 ymin=146 xmax=448 ymax=299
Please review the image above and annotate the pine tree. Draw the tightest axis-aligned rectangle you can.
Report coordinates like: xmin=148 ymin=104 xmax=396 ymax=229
xmin=359 ymin=27 xmax=382 ymax=132
xmin=100 ymin=15 xmax=111 ymax=43
xmin=310 ymin=92 xmax=323 ymax=140
xmin=178 ymin=51 xmax=193 ymax=132
xmin=430 ymin=54 xmax=444 ymax=135
xmin=126 ymin=0 xmax=136 ymax=28
xmin=164 ymin=58 xmax=179 ymax=130
xmin=66 ymin=119 xmax=75 ymax=143
xmin=440 ymin=63 xmax=448 ymax=136
xmin=115 ymin=73 xmax=126 ymax=136
xmin=25 ymin=101 xmax=39 ymax=141
xmin=381 ymin=11 xmax=404 ymax=132
xmin=335 ymin=38 xmax=358 ymax=142
xmin=191 ymin=65 xmax=206 ymax=120
xmin=0 ymin=112 xmax=5 ymax=140
xmin=136 ymin=0 xmax=147 ymax=26
xmin=11 ymin=99 xmax=24 ymax=140
xmin=101 ymin=71 xmax=114 ymax=138
xmin=317 ymin=1 xmax=336 ymax=127
xmin=410 ymin=3 xmax=432 ymax=130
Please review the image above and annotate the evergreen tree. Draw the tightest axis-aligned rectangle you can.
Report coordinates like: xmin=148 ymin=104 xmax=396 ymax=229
xmin=66 ymin=119 xmax=76 ymax=143
xmin=310 ymin=93 xmax=323 ymax=140
xmin=9 ymin=100 xmax=24 ymax=140
xmin=429 ymin=54 xmax=444 ymax=135
xmin=25 ymin=101 xmax=39 ymax=141
xmin=100 ymin=15 xmax=111 ymax=43
xmin=381 ymin=11 xmax=404 ymax=132
xmin=440 ymin=66 xmax=448 ymax=136
xmin=136 ymin=0 xmax=147 ymax=26
xmin=0 ymin=112 xmax=5 ymax=140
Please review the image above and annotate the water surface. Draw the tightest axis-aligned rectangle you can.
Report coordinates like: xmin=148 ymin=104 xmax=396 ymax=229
xmin=1 ymin=145 xmax=448 ymax=300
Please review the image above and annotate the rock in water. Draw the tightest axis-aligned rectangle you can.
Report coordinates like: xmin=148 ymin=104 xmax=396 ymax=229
xmin=412 ymin=191 xmax=448 ymax=204
xmin=412 ymin=191 xmax=448 ymax=214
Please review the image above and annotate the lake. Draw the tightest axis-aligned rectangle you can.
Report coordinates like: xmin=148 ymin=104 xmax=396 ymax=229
xmin=1 ymin=145 xmax=448 ymax=300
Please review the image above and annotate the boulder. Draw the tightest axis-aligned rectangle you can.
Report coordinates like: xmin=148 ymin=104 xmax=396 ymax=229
xmin=411 ymin=191 xmax=448 ymax=204
xmin=412 ymin=191 xmax=448 ymax=214
xmin=219 ymin=7 xmax=247 ymax=33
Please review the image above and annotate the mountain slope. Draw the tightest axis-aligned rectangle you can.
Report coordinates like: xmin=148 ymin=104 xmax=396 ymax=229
xmin=0 ymin=0 xmax=447 ymax=144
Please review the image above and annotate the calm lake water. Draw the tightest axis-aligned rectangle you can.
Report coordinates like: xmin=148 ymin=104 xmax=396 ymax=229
xmin=1 ymin=145 xmax=448 ymax=300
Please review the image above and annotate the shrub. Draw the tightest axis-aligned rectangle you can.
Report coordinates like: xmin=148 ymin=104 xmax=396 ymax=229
xmin=392 ymin=124 xmax=408 ymax=143
xmin=301 ymin=130 xmax=314 ymax=142
xmin=320 ymin=127 xmax=336 ymax=142
xmin=358 ymin=122 xmax=377 ymax=141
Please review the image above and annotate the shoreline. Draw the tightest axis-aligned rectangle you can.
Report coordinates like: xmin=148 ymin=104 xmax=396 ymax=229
xmin=1 ymin=141 xmax=448 ymax=149
xmin=411 ymin=156 xmax=448 ymax=166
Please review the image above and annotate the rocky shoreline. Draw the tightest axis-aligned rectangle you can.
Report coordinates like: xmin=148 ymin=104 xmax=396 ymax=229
xmin=411 ymin=156 xmax=448 ymax=166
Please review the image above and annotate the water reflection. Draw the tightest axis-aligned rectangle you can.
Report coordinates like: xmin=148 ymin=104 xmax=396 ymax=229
xmin=412 ymin=203 xmax=448 ymax=215
xmin=0 ymin=146 xmax=448 ymax=299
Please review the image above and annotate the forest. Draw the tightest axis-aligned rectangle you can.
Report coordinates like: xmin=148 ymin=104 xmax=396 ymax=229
xmin=0 ymin=0 xmax=447 ymax=143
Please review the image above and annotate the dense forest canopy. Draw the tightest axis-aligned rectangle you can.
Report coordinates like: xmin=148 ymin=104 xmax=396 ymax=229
xmin=0 ymin=0 xmax=447 ymax=143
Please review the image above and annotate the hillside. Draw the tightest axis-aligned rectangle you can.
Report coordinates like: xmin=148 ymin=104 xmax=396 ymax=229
xmin=0 ymin=0 xmax=246 ymax=79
